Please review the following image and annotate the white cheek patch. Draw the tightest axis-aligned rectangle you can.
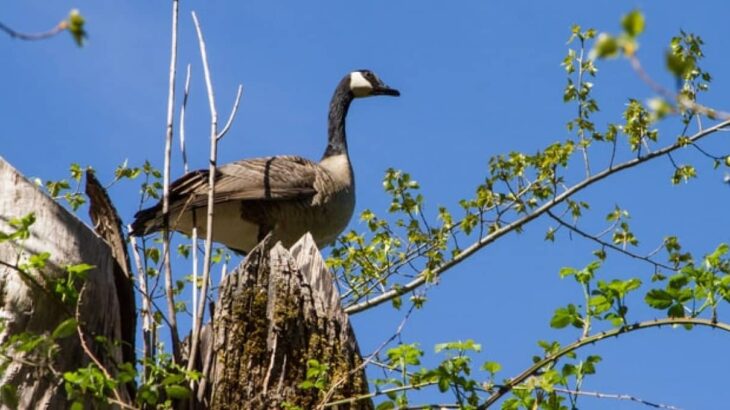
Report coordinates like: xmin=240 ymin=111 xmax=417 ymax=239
xmin=349 ymin=71 xmax=373 ymax=97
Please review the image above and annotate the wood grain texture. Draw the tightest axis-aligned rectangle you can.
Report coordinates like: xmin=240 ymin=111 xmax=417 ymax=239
xmin=195 ymin=234 xmax=371 ymax=409
xmin=85 ymin=169 xmax=136 ymax=372
xmin=0 ymin=157 xmax=129 ymax=408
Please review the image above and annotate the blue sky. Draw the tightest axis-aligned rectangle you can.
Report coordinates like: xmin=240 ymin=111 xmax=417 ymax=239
xmin=2 ymin=1 xmax=730 ymax=408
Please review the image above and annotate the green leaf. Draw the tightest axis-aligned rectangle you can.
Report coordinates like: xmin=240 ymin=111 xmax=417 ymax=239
xmin=0 ymin=384 xmax=18 ymax=408
xmin=482 ymin=361 xmax=501 ymax=375
xmin=437 ymin=377 xmax=450 ymax=392
xmin=67 ymin=9 xmax=87 ymax=47
xmin=28 ymin=252 xmax=50 ymax=269
xmin=666 ymin=50 xmax=695 ymax=78
xmin=645 ymin=289 xmax=674 ymax=309
xmin=588 ymin=295 xmax=611 ymax=314
xmin=550 ymin=305 xmax=580 ymax=329
xmin=66 ymin=263 xmax=95 ymax=276
xmin=164 ymin=385 xmax=191 ymax=399
xmin=622 ymin=10 xmax=645 ymax=37
xmin=558 ymin=267 xmax=577 ymax=278
xmin=52 ymin=318 xmax=77 ymax=339
xmin=594 ymin=33 xmax=619 ymax=58
xmin=668 ymin=303 xmax=685 ymax=318
xmin=376 ymin=402 xmax=395 ymax=410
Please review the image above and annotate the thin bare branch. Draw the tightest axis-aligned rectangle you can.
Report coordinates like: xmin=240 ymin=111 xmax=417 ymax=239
xmin=178 ymin=62 xmax=200 ymax=340
xmin=323 ymin=381 xmax=438 ymax=408
xmin=344 ymin=118 xmax=730 ymax=314
xmin=128 ymin=233 xmax=152 ymax=381
xmin=188 ymin=10 xmax=218 ymax=372
xmin=180 ymin=63 xmax=192 ymax=174
xmin=546 ymin=209 xmax=677 ymax=271
xmin=75 ymin=285 xmax=135 ymax=409
xmin=216 ymin=84 xmax=244 ymax=141
xmin=0 ymin=20 xmax=67 ymax=41
xmin=161 ymin=0 xmax=182 ymax=362
xmin=550 ymin=387 xmax=682 ymax=410
xmin=628 ymin=55 xmax=730 ymax=120
xmin=318 ymin=305 xmax=415 ymax=408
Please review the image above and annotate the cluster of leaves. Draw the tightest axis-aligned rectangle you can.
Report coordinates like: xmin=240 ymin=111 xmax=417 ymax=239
xmin=645 ymin=243 xmax=730 ymax=320
xmin=373 ymin=340 xmax=483 ymax=409
xmin=368 ymin=338 xmax=602 ymax=410
xmin=43 ymin=163 xmax=87 ymax=211
xmin=135 ymin=354 xmax=199 ymax=407
xmin=329 ymin=168 xmax=453 ymax=308
xmin=501 ymin=341 xmax=601 ymax=410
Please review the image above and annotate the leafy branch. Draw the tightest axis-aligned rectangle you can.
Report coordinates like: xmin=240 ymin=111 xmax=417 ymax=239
xmin=343 ymin=116 xmax=730 ymax=314
xmin=479 ymin=317 xmax=730 ymax=408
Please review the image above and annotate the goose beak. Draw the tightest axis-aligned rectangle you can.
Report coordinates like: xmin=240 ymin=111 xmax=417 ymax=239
xmin=373 ymin=86 xmax=400 ymax=97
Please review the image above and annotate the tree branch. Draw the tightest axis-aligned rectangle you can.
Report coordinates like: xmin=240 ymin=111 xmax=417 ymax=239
xmin=549 ymin=387 xmax=682 ymax=410
xmin=161 ymin=0 xmax=182 ymax=362
xmin=479 ymin=317 xmax=730 ymax=408
xmin=188 ymin=10 xmax=217 ymax=373
xmin=344 ymin=118 xmax=730 ymax=314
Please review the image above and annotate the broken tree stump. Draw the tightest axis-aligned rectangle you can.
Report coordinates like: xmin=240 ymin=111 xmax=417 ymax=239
xmin=0 ymin=157 xmax=133 ymax=408
xmin=197 ymin=233 xmax=373 ymax=409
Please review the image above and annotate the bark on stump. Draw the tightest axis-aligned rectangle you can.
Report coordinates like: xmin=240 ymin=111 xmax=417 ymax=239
xmin=0 ymin=157 xmax=133 ymax=408
xmin=198 ymin=234 xmax=373 ymax=409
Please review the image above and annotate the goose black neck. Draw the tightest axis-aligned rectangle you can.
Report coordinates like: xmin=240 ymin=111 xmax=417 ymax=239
xmin=323 ymin=77 xmax=354 ymax=159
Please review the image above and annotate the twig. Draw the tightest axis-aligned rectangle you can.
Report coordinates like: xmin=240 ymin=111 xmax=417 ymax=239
xmin=180 ymin=63 xmax=192 ymax=174
xmin=128 ymin=234 xmax=152 ymax=381
xmin=0 ymin=20 xmax=67 ymax=41
xmin=217 ymin=85 xmax=244 ymax=141
xmin=318 ymin=305 xmax=416 ymax=408
xmin=546 ymin=209 xmax=677 ymax=271
xmin=75 ymin=284 xmax=135 ymax=409
xmin=161 ymin=0 xmax=182 ymax=362
xmin=178 ymin=62 xmax=202 ymax=345
xmin=479 ymin=317 xmax=730 ymax=408
xmin=344 ymin=118 xmax=730 ymax=314
xmin=187 ymin=10 xmax=217 ymax=373
xmin=549 ymin=387 xmax=682 ymax=410
xmin=322 ymin=381 xmax=438 ymax=408
xmin=576 ymin=43 xmax=591 ymax=178
xmin=628 ymin=55 xmax=730 ymax=120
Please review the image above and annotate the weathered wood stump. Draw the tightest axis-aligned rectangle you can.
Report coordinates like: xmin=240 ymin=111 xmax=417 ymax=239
xmin=0 ymin=157 xmax=133 ymax=408
xmin=197 ymin=234 xmax=373 ymax=409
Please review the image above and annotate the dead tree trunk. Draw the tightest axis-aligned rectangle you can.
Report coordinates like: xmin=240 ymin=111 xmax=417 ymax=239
xmin=194 ymin=234 xmax=373 ymax=409
xmin=0 ymin=157 xmax=133 ymax=408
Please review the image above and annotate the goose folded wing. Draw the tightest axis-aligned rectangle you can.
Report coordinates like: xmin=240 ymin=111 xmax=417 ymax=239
xmin=169 ymin=156 xmax=319 ymax=209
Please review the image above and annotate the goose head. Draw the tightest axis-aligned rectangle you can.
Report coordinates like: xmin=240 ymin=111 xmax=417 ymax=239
xmin=349 ymin=69 xmax=400 ymax=98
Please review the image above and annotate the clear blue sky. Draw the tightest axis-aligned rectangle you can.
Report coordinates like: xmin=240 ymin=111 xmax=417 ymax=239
xmin=2 ymin=1 xmax=729 ymax=408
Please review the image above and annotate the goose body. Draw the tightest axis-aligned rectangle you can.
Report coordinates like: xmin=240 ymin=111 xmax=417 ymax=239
xmin=130 ymin=70 xmax=399 ymax=253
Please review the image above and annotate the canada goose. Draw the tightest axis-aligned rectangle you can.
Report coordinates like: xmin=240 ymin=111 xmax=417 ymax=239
xmin=130 ymin=70 xmax=399 ymax=253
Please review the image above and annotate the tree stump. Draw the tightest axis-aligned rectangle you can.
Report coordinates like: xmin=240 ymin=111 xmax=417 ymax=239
xmin=199 ymin=234 xmax=372 ymax=409
xmin=0 ymin=157 xmax=132 ymax=408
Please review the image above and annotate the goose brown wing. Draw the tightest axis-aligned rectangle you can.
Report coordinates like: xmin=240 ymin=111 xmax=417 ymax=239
xmin=130 ymin=156 xmax=320 ymax=235
xmin=171 ymin=155 xmax=318 ymax=208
